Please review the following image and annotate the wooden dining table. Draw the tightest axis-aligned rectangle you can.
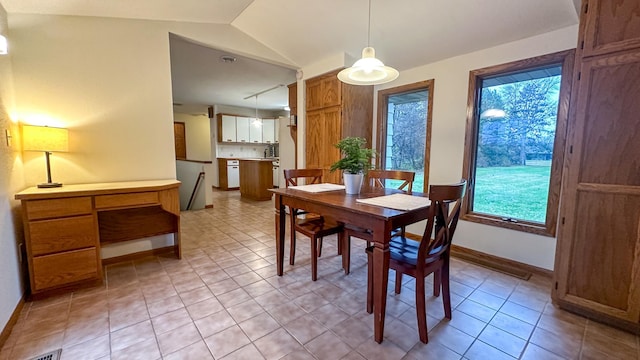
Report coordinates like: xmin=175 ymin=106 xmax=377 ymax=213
xmin=270 ymin=186 xmax=430 ymax=343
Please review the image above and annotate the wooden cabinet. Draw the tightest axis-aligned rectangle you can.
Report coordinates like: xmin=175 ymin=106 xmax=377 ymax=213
xmin=218 ymin=158 xmax=240 ymax=190
xmin=553 ymin=0 xmax=640 ymax=333
xmin=239 ymin=159 xmax=274 ymax=201
xmin=304 ymin=69 xmax=373 ymax=184
xmin=16 ymin=180 xmax=181 ymax=296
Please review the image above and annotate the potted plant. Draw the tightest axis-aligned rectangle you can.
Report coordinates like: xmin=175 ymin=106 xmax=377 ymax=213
xmin=330 ymin=137 xmax=375 ymax=194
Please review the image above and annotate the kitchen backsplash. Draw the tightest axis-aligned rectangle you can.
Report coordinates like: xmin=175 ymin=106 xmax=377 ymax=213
xmin=217 ymin=144 xmax=272 ymax=158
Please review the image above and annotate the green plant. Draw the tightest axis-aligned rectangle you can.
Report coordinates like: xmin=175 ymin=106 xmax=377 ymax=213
xmin=330 ymin=137 xmax=375 ymax=174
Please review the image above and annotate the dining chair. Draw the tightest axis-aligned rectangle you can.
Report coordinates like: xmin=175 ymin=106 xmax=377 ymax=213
xmin=284 ymin=168 xmax=344 ymax=281
xmin=342 ymin=169 xmax=415 ymax=274
xmin=366 ymin=180 xmax=466 ymax=343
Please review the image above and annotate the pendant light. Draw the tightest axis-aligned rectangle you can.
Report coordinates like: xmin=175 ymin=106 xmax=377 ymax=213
xmin=337 ymin=0 xmax=399 ymax=85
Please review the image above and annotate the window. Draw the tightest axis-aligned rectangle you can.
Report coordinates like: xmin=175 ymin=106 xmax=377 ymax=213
xmin=377 ymin=80 xmax=434 ymax=192
xmin=462 ymin=50 xmax=574 ymax=236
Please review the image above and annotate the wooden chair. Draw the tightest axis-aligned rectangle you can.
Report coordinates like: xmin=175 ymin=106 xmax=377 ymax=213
xmin=284 ymin=169 xmax=344 ymax=281
xmin=366 ymin=180 xmax=466 ymax=343
xmin=342 ymin=169 xmax=415 ymax=273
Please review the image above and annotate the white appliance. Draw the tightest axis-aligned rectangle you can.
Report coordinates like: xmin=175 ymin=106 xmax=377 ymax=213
xmin=272 ymin=160 xmax=280 ymax=188
xmin=227 ymin=160 xmax=240 ymax=188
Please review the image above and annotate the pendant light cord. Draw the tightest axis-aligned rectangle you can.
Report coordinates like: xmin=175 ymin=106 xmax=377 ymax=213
xmin=367 ymin=0 xmax=371 ymax=47
xmin=255 ymin=95 xmax=258 ymax=119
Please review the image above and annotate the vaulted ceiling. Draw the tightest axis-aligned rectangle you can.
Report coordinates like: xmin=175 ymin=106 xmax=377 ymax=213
xmin=0 ymin=0 xmax=580 ymax=111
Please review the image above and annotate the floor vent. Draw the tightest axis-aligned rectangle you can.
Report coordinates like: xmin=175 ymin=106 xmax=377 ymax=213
xmin=30 ymin=349 xmax=61 ymax=360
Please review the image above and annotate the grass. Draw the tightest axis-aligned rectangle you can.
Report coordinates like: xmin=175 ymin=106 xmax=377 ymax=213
xmin=385 ymin=165 xmax=549 ymax=223
xmin=474 ymin=165 xmax=550 ymax=223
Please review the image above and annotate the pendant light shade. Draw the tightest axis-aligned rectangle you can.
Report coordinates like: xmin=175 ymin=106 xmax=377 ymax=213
xmin=337 ymin=0 xmax=398 ymax=85
xmin=337 ymin=47 xmax=399 ymax=85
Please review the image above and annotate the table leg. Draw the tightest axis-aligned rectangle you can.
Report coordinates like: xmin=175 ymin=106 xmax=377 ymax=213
xmin=372 ymin=231 xmax=390 ymax=343
xmin=275 ymin=195 xmax=285 ymax=276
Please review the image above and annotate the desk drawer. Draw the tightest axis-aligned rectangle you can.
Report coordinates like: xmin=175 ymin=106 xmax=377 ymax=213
xmin=95 ymin=192 xmax=158 ymax=209
xmin=32 ymin=248 xmax=99 ymax=292
xmin=29 ymin=215 xmax=96 ymax=256
xmin=25 ymin=197 xmax=92 ymax=220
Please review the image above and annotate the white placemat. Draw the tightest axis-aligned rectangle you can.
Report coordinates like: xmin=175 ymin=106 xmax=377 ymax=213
xmin=289 ymin=183 xmax=346 ymax=193
xmin=356 ymin=193 xmax=431 ymax=211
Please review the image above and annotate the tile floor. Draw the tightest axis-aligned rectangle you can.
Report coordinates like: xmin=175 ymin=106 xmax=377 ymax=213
xmin=1 ymin=190 xmax=639 ymax=360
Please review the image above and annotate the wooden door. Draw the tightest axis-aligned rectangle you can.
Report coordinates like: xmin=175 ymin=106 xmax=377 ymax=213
xmin=321 ymin=76 xmax=341 ymax=108
xmin=305 ymin=110 xmax=323 ymax=170
xmin=554 ymin=50 xmax=640 ymax=323
xmin=173 ymin=122 xmax=186 ymax=160
xmin=306 ymin=78 xmax=323 ymax=111
xmin=321 ymin=106 xmax=342 ymax=184
xmin=582 ymin=0 xmax=640 ymax=57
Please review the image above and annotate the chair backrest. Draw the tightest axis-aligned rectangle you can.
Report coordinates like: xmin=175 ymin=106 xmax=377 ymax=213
xmin=284 ymin=168 xmax=323 ymax=188
xmin=366 ymin=169 xmax=415 ymax=192
xmin=418 ymin=180 xmax=467 ymax=264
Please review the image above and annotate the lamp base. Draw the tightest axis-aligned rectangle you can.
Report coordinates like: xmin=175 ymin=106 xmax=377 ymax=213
xmin=37 ymin=182 xmax=63 ymax=188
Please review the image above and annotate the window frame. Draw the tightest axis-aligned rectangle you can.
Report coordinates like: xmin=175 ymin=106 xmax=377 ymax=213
xmin=376 ymin=80 xmax=435 ymax=193
xmin=461 ymin=49 xmax=575 ymax=237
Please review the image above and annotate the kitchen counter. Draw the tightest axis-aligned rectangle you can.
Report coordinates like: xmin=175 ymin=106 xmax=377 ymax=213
xmin=238 ymin=159 xmax=274 ymax=201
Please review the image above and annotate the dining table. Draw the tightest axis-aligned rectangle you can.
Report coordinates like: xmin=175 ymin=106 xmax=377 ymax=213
xmin=270 ymin=185 xmax=431 ymax=343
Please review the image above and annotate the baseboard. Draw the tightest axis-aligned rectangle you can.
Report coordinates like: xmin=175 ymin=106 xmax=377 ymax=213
xmin=205 ymin=204 xmax=213 ymax=209
xmin=0 ymin=295 xmax=25 ymax=350
xmin=404 ymin=232 xmax=552 ymax=280
xmin=102 ymin=246 xmax=176 ymax=266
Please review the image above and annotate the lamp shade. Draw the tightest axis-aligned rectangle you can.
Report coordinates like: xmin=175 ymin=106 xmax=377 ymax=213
xmin=22 ymin=125 xmax=69 ymax=152
xmin=0 ymin=34 xmax=7 ymax=55
xmin=337 ymin=47 xmax=399 ymax=86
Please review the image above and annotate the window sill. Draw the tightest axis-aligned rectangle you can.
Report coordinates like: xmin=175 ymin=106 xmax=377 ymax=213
xmin=461 ymin=213 xmax=555 ymax=237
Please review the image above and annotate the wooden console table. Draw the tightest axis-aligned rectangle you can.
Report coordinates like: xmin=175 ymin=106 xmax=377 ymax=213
xmin=15 ymin=180 xmax=181 ymax=295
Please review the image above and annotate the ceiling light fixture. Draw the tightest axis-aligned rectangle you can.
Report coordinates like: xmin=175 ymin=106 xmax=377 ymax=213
xmin=220 ymin=55 xmax=237 ymax=63
xmin=337 ymin=0 xmax=398 ymax=86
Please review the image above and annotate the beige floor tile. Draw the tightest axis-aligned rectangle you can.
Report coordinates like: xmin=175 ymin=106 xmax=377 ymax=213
xmin=60 ymin=334 xmax=109 ymax=360
xmin=157 ymin=322 xmax=202 ymax=355
xmin=110 ymin=319 xmax=156 ymax=353
xmin=110 ymin=338 xmax=161 ymax=360
xmin=8 ymin=192 xmax=640 ymax=360
xmin=204 ymin=325 xmax=251 ymax=359
xmin=238 ymin=312 xmax=281 ymax=341
xmin=194 ymin=310 xmax=237 ymax=338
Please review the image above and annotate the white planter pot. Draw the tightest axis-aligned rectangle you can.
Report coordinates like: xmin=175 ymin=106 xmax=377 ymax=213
xmin=343 ymin=173 xmax=364 ymax=195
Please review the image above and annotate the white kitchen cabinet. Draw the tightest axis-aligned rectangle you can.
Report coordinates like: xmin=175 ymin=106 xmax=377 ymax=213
xmin=221 ymin=115 xmax=236 ymax=142
xmin=249 ymin=118 xmax=262 ymax=143
xmin=275 ymin=118 xmax=280 ymax=143
xmin=236 ymin=117 xmax=250 ymax=143
xmin=262 ymin=118 xmax=275 ymax=144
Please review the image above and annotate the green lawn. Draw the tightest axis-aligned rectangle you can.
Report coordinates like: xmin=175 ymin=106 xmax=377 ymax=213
xmin=474 ymin=165 xmax=550 ymax=223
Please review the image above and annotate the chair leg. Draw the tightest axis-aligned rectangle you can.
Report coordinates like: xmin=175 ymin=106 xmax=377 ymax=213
xmin=442 ymin=259 xmax=452 ymax=319
xmin=415 ymin=273 xmax=429 ymax=344
xmin=337 ymin=235 xmax=343 ymax=255
xmin=395 ymin=271 xmax=402 ymax=294
xmin=366 ymin=249 xmax=373 ymax=314
xmin=317 ymin=237 xmax=323 ymax=257
xmin=311 ymin=235 xmax=318 ymax=281
xmin=433 ymin=269 xmax=441 ymax=297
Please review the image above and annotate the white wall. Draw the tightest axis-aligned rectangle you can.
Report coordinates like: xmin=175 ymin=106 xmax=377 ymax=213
xmin=174 ymin=112 xmax=211 ymax=162
xmin=7 ymin=14 xmax=296 ymax=258
xmin=386 ymin=25 xmax=579 ymax=270
xmin=0 ymin=2 xmax=26 ymax=339
xmin=174 ymin=112 xmax=212 ymax=208
xmin=300 ymin=25 xmax=579 ymax=270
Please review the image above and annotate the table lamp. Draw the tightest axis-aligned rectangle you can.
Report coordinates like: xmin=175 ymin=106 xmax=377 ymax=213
xmin=22 ymin=125 xmax=69 ymax=188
